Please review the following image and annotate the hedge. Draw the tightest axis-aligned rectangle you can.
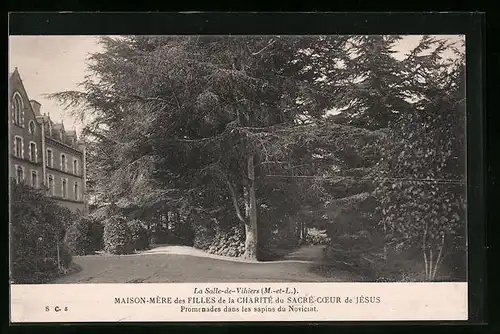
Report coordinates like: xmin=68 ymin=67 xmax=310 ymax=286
xmin=103 ymin=216 xmax=150 ymax=254
xmin=10 ymin=181 xmax=75 ymax=283
xmin=128 ymin=219 xmax=150 ymax=251
xmin=65 ymin=217 xmax=104 ymax=255
xmin=103 ymin=215 xmax=131 ymax=254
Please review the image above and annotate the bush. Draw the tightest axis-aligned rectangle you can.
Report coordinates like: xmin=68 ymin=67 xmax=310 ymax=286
xmin=59 ymin=243 xmax=73 ymax=268
xmin=207 ymin=225 xmax=245 ymax=257
xmin=128 ymin=219 xmax=150 ymax=251
xmin=305 ymin=228 xmax=331 ymax=245
xmin=89 ymin=219 xmax=105 ymax=252
xmin=10 ymin=181 xmax=75 ymax=283
xmin=192 ymin=224 xmax=215 ymax=250
xmin=103 ymin=215 xmax=132 ymax=254
xmin=65 ymin=217 xmax=104 ymax=255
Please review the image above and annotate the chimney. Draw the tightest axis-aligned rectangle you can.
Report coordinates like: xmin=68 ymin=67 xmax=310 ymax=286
xmin=30 ymin=100 xmax=42 ymax=116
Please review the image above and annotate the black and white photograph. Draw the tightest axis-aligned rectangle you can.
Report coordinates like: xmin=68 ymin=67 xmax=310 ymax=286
xmin=9 ymin=34 xmax=467 ymax=288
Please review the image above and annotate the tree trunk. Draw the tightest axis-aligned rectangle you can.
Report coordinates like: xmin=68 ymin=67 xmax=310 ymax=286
xmin=242 ymin=154 xmax=258 ymax=260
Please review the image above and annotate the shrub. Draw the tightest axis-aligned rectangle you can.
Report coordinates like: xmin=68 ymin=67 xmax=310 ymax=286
xmin=192 ymin=224 xmax=215 ymax=250
xmin=65 ymin=217 xmax=104 ymax=255
xmin=305 ymin=228 xmax=331 ymax=245
xmin=103 ymin=215 xmax=132 ymax=254
xmin=128 ymin=219 xmax=150 ymax=251
xmin=59 ymin=243 xmax=73 ymax=268
xmin=207 ymin=225 xmax=245 ymax=257
xmin=89 ymin=219 xmax=105 ymax=252
xmin=10 ymin=181 xmax=75 ymax=283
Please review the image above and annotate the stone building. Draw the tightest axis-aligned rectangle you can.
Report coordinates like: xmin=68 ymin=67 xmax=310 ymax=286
xmin=9 ymin=68 xmax=87 ymax=214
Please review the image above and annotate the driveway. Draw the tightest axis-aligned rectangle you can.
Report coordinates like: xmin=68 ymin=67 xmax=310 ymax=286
xmin=52 ymin=245 xmax=362 ymax=283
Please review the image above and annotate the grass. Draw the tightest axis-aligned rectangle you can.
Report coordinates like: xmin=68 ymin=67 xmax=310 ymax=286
xmin=50 ymin=252 xmax=365 ymax=283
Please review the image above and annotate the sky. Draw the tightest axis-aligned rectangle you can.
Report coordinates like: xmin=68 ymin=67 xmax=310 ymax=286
xmin=8 ymin=35 xmax=464 ymax=134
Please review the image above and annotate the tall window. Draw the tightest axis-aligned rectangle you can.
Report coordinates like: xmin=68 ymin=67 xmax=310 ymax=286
xmin=74 ymin=182 xmax=79 ymax=200
xmin=73 ymin=159 xmax=79 ymax=175
xmin=13 ymin=93 xmax=22 ymax=126
xmin=29 ymin=142 xmax=37 ymax=162
xmin=31 ymin=170 xmax=38 ymax=188
xmin=62 ymin=178 xmax=67 ymax=198
xmin=14 ymin=136 xmax=23 ymax=158
xmin=15 ymin=165 xmax=24 ymax=184
xmin=47 ymin=149 xmax=53 ymax=167
xmin=29 ymin=121 xmax=36 ymax=134
xmin=47 ymin=175 xmax=54 ymax=195
xmin=61 ymin=154 xmax=67 ymax=172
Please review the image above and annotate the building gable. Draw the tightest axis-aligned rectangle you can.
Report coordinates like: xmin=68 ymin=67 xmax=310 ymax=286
xmin=9 ymin=69 xmax=43 ymax=133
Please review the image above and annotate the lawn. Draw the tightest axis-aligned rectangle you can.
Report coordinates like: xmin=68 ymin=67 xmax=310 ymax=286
xmin=51 ymin=252 xmax=365 ymax=283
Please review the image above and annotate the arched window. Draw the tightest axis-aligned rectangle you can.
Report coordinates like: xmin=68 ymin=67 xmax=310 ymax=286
xmin=31 ymin=170 xmax=38 ymax=188
xmin=29 ymin=142 xmax=37 ymax=162
xmin=15 ymin=165 xmax=24 ymax=184
xmin=13 ymin=93 xmax=23 ymax=126
xmin=14 ymin=136 xmax=23 ymax=158
xmin=61 ymin=154 xmax=67 ymax=171
xmin=73 ymin=159 xmax=79 ymax=175
xmin=47 ymin=174 xmax=54 ymax=195
xmin=62 ymin=178 xmax=68 ymax=198
xmin=29 ymin=121 xmax=36 ymax=134
xmin=74 ymin=182 xmax=79 ymax=200
xmin=46 ymin=149 xmax=53 ymax=167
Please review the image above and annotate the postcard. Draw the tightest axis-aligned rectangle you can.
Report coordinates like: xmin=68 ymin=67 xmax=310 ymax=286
xmin=9 ymin=32 xmax=469 ymax=323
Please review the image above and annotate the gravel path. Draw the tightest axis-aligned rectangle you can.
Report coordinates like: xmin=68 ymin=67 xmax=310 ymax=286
xmin=51 ymin=245 xmax=362 ymax=283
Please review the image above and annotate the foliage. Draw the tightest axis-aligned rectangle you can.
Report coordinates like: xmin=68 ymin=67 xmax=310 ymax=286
xmin=49 ymin=35 xmax=467 ymax=273
xmin=192 ymin=223 xmax=216 ymax=250
xmin=103 ymin=215 xmax=132 ymax=254
xmin=306 ymin=228 xmax=331 ymax=246
xmin=65 ymin=216 xmax=104 ymax=255
xmin=89 ymin=218 xmax=105 ymax=251
xmin=373 ymin=38 xmax=466 ymax=281
xmin=207 ymin=224 xmax=245 ymax=257
xmin=49 ymin=35 xmax=379 ymax=260
xmin=127 ymin=219 xmax=150 ymax=251
xmin=10 ymin=181 xmax=75 ymax=283
xmin=331 ymin=35 xmax=412 ymax=130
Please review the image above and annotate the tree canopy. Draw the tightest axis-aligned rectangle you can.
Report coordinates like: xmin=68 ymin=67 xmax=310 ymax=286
xmin=49 ymin=35 xmax=466 ymax=271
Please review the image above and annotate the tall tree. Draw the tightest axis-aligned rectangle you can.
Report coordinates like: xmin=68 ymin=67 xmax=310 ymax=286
xmin=373 ymin=36 xmax=466 ymax=280
xmin=332 ymin=35 xmax=411 ymax=130
xmin=51 ymin=36 xmax=377 ymax=260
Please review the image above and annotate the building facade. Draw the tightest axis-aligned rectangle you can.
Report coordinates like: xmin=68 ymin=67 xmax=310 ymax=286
xmin=9 ymin=68 xmax=87 ymax=214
